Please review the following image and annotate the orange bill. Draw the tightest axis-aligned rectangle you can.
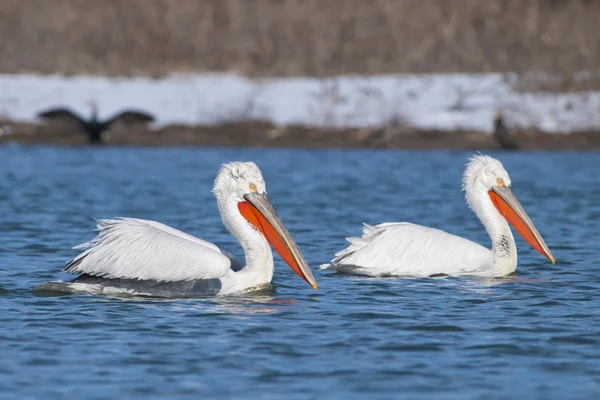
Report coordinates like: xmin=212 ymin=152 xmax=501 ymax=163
xmin=239 ymin=195 xmax=318 ymax=289
xmin=488 ymin=188 xmax=555 ymax=263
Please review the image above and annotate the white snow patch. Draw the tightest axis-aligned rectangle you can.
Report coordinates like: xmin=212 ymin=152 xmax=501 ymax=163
xmin=1 ymin=72 xmax=600 ymax=133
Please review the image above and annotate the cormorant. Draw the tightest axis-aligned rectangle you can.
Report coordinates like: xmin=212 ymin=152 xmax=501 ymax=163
xmin=37 ymin=101 xmax=155 ymax=144
xmin=493 ymin=111 xmax=519 ymax=150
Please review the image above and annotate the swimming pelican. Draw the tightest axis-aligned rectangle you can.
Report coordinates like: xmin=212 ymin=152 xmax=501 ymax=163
xmin=54 ymin=162 xmax=317 ymax=296
xmin=326 ymin=155 xmax=554 ymax=277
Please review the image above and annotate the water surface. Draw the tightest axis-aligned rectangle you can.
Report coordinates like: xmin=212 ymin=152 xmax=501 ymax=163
xmin=1 ymin=146 xmax=599 ymax=399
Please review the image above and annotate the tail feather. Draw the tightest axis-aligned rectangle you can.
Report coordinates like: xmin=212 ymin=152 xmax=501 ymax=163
xmin=331 ymin=223 xmax=385 ymax=265
xmin=66 ymin=218 xmax=123 ymax=271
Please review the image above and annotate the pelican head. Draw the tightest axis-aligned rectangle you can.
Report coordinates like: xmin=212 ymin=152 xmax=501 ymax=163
xmin=463 ymin=154 xmax=554 ymax=264
xmin=463 ymin=155 xmax=512 ymax=192
xmin=213 ymin=162 xmax=317 ymax=289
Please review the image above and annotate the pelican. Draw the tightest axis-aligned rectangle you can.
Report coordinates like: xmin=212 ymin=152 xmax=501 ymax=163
xmin=49 ymin=162 xmax=317 ymax=296
xmin=38 ymin=100 xmax=155 ymax=145
xmin=325 ymin=155 xmax=554 ymax=277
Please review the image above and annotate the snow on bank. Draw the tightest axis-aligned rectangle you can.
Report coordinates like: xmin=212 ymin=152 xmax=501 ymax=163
xmin=1 ymin=73 xmax=600 ymax=133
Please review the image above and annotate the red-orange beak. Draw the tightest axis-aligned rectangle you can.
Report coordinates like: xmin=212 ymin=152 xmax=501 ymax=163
xmin=238 ymin=192 xmax=318 ymax=289
xmin=488 ymin=186 xmax=555 ymax=263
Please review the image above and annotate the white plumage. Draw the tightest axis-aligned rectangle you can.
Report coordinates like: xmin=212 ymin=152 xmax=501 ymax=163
xmin=54 ymin=161 xmax=317 ymax=296
xmin=326 ymin=154 xmax=554 ymax=277
xmin=65 ymin=218 xmax=232 ymax=282
xmin=331 ymin=222 xmax=493 ymax=277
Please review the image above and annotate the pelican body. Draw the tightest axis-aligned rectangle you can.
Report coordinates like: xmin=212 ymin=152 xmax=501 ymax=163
xmin=52 ymin=162 xmax=317 ymax=296
xmin=327 ymin=155 xmax=554 ymax=277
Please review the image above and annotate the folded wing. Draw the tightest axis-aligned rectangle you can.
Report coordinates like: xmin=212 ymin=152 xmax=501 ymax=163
xmin=65 ymin=218 xmax=232 ymax=282
xmin=331 ymin=222 xmax=493 ymax=277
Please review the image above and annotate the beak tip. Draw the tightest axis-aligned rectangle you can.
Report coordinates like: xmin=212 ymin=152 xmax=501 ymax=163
xmin=311 ymin=283 xmax=318 ymax=290
xmin=550 ymin=256 xmax=556 ymax=264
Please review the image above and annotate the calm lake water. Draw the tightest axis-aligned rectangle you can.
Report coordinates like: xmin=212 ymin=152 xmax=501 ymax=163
xmin=1 ymin=145 xmax=599 ymax=399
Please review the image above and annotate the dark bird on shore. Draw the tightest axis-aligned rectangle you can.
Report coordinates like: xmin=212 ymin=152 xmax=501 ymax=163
xmin=493 ymin=111 xmax=519 ymax=150
xmin=38 ymin=101 xmax=155 ymax=144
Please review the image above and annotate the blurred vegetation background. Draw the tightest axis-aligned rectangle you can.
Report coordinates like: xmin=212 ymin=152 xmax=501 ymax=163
xmin=1 ymin=0 xmax=598 ymax=89
xmin=2 ymin=0 xmax=599 ymax=149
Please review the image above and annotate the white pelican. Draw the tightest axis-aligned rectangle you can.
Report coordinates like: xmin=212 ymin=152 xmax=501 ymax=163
xmin=325 ymin=155 xmax=554 ymax=277
xmin=54 ymin=162 xmax=317 ymax=296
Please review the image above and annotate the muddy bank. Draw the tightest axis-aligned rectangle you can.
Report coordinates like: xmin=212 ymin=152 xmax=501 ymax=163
xmin=1 ymin=120 xmax=599 ymax=151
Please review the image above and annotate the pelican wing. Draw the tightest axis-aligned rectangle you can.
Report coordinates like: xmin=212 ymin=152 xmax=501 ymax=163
xmin=105 ymin=110 xmax=155 ymax=127
xmin=330 ymin=222 xmax=493 ymax=277
xmin=38 ymin=108 xmax=86 ymax=127
xmin=65 ymin=218 xmax=233 ymax=282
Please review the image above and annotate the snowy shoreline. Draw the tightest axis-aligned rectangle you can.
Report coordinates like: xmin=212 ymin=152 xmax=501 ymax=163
xmin=1 ymin=73 xmax=600 ymax=134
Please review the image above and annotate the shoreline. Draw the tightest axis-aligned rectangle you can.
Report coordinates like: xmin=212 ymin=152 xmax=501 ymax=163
xmin=2 ymin=121 xmax=600 ymax=151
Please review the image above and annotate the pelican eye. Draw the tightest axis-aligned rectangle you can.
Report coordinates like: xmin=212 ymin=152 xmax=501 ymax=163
xmin=496 ymin=178 xmax=505 ymax=186
xmin=249 ymin=183 xmax=257 ymax=192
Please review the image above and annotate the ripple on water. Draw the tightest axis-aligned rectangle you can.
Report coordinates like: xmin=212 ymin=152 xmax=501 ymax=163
xmin=1 ymin=147 xmax=599 ymax=399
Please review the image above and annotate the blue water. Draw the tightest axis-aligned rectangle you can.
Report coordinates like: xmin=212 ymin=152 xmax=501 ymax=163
xmin=1 ymin=146 xmax=599 ymax=399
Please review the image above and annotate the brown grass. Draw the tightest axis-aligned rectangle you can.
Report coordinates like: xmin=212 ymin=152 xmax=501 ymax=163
xmin=0 ymin=0 xmax=599 ymax=89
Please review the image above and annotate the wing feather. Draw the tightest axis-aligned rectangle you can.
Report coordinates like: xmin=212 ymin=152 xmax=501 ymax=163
xmin=38 ymin=108 xmax=86 ymax=127
xmin=66 ymin=218 xmax=232 ymax=282
xmin=330 ymin=222 xmax=493 ymax=277
xmin=105 ymin=110 xmax=155 ymax=126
